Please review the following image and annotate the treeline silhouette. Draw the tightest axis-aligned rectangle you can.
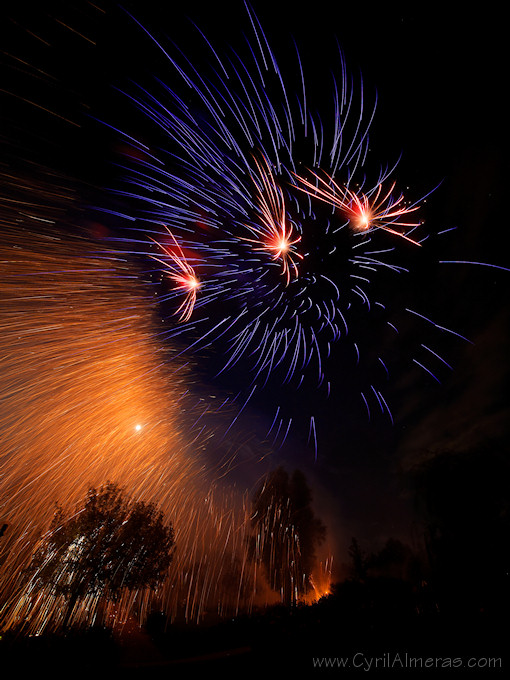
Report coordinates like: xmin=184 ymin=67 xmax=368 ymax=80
xmin=1 ymin=445 xmax=508 ymax=671
xmin=142 ymin=444 xmax=509 ymax=669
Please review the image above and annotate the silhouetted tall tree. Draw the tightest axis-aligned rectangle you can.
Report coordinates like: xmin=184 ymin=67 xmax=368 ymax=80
xmin=250 ymin=466 xmax=326 ymax=605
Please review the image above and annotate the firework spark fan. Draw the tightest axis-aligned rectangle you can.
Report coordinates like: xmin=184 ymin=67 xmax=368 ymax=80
xmin=103 ymin=5 xmax=461 ymax=452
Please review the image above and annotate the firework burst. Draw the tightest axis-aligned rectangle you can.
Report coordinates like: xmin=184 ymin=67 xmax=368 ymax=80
xmin=102 ymin=3 xmax=460 ymax=449
xmin=294 ymin=170 xmax=423 ymax=244
xmin=150 ymin=226 xmax=201 ymax=322
xmin=241 ymin=154 xmax=303 ymax=285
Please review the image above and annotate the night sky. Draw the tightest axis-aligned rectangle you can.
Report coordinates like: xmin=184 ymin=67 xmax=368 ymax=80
xmin=1 ymin=0 xmax=509 ymax=607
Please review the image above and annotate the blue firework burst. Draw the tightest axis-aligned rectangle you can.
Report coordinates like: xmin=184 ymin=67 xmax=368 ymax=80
xmin=102 ymin=4 xmax=457 ymax=450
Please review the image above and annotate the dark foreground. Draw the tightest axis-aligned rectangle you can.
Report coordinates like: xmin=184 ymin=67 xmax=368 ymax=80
xmin=1 ymin=579 xmax=508 ymax=676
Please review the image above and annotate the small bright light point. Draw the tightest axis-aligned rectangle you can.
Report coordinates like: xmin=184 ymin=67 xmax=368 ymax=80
xmin=135 ymin=424 xmax=142 ymax=431
xmin=356 ymin=211 xmax=371 ymax=231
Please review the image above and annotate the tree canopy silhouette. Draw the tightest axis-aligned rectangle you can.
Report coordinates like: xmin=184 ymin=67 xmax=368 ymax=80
xmin=411 ymin=445 xmax=510 ymax=615
xmin=29 ymin=482 xmax=174 ymax=626
xmin=250 ymin=466 xmax=326 ymax=605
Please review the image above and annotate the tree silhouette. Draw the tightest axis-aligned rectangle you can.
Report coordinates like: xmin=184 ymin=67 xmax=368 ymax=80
xmin=29 ymin=482 xmax=174 ymax=628
xmin=412 ymin=445 xmax=510 ymax=615
xmin=250 ymin=466 xmax=326 ymax=605
xmin=348 ymin=537 xmax=369 ymax=582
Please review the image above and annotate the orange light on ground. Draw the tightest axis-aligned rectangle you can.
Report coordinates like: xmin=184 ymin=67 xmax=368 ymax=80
xmin=0 ymin=223 xmax=266 ymax=632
